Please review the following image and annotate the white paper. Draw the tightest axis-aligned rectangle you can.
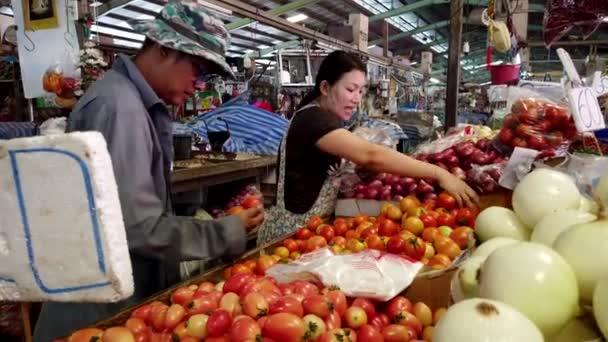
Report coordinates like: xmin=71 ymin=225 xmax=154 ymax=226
xmin=568 ymin=87 xmax=605 ymax=133
xmin=499 ymin=147 xmax=540 ymax=190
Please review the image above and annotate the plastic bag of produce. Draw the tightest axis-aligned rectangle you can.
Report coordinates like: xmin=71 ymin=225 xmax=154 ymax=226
xmin=534 ymin=153 xmax=608 ymax=198
xmin=466 ymin=161 xmax=508 ymax=194
xmin=266 ymin=247 xmax=423 ymax=301
xmin=494 ymin=92 xmax=578 ymax=159
xmin=544 ymin=0 xmax=608 ymax=46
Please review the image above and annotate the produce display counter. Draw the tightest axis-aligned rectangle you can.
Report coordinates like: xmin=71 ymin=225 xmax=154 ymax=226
xmin=170 ymin=154 xmax=276 ymax=193
xmin=86 ymin=190 xmax=513 ymax=331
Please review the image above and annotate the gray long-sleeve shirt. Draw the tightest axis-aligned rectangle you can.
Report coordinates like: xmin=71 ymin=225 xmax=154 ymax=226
xmin=33 ymin=54 xmax=246 ymax=340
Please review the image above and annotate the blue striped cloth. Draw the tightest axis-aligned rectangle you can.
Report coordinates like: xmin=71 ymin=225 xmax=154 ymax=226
xmin=174 ymin=96 xmax=288 ymax=156
xmin=0 ymin=122 xmax=39 ymax=140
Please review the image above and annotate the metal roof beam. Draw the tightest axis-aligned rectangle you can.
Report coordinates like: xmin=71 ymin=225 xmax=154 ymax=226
xmin=369 ymin=20 xmax=450 ymax=46
xmin=247 ymin=39 xmax=302 ymax=58
xmin=226 ymin=0 xmax=322 ymax=31
xmin=97 ymin=0 xmax=137 ymax=17
xmin=369 ymin=0 xmax=448 ymax=22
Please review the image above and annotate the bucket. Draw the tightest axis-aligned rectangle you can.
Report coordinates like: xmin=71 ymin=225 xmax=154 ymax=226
xmin=173 ymin=134 xmax=193 ymax=160
xmin=490 ymin=64 xmax=521 ymax=85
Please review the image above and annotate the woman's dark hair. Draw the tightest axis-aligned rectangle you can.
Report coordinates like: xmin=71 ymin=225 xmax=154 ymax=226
xmin=297 ymin=51 xmax=367 ymax=110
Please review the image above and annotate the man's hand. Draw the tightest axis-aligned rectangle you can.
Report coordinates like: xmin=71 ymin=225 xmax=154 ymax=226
xmin=235 ymin=205 xmax=265 ymax=231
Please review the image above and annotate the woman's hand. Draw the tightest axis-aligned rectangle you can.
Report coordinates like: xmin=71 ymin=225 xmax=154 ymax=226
xmin=437 ymin=171 xmax=480 ymax=209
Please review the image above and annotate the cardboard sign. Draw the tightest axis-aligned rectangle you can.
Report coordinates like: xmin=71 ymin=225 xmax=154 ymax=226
xmin=568 ymin=87 xmax=606 ymax=132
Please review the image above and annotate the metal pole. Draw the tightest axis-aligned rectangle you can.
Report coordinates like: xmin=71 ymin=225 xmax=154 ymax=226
xmin=445 ymin=0 xmax=463 ymax=129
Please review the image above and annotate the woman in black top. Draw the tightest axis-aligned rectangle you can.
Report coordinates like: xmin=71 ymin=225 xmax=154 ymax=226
xmin=257 ymin=51 xmax=478 ymax=244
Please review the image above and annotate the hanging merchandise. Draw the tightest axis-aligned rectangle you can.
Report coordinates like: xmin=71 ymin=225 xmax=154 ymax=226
xmin=482 ymin=9 xmax=511 ymax=53
xmin=544 ymin=0 xmax=608 ymax=46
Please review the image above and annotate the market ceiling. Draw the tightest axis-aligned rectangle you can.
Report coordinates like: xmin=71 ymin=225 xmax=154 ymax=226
xmin=8 ymin=0 xmax=604 ymax=83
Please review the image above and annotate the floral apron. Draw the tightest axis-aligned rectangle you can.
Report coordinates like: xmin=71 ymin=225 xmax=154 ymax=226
xmin=257 ymin=104 xmax=341 ymax=245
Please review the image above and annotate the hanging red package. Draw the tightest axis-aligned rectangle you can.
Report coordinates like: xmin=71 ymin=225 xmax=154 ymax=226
xmin=543 ymin=0 xmax=608 ymax=46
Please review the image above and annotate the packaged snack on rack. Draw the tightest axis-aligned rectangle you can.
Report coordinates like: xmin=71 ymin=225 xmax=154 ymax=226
xmin=544 ymin=0 xmax=608 ymax=46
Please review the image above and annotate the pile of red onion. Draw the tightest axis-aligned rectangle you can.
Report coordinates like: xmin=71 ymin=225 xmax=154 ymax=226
xmin=341 ymin=173 xmax=438 ymax=202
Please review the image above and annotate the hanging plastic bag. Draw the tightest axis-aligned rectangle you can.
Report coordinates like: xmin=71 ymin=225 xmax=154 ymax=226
xmin=544 ymin=0 xmax=608 ymax=46
xmin=493 ymin=88 xmax=578 ymax=159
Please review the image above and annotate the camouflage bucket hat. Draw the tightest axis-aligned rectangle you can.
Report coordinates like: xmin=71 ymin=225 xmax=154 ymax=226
xmin=130 ymin=1 xmax=234 ymax=78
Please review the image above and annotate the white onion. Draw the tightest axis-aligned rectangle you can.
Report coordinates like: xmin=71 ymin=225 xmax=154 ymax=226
xmin=531 ymin=209 xmax=597 ymax=247
xmin=471 ymin=237 xmax=519 ymax=259
xmin=433 ymin=298 xmax=543 ymax=342
xmin=479 ymin=242 xmax=579 ymax=337
xmin=512 ymin=168 xmax=581 ymax=227
xmin=475 ymin=207 xmax=530 ymax=242
xmin=553 ymin=220 xmax=608 ymax=302
xmin=550 ymin=317 xmax=602 ymax=342
xmin=450 ymin=256 xmax=486 ymax=303
xmin=579 ymin=196 xmax=600 ymax=215
xmin=594 ymin=277 xmax=608 ymax=339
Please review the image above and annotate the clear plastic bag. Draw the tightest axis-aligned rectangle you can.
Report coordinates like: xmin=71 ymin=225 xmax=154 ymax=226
xmin=544 ymin=0 xmax=608 ymax=46
xmin=466 ymin=161 xmax=507 ymax=194
xmin=494 ymin=92 xmax=578 ymax=159
xmin=265 ymin=247 xmax=423 ymax=301
xmin=534 ymin=153 xmax=608 ymax=198
xmin=353 ymin=126 xmax=396 ymax=149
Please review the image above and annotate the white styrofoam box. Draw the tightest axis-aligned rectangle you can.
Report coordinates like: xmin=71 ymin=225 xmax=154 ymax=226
xmin=0 ymin=132 xmax=133 ymax=302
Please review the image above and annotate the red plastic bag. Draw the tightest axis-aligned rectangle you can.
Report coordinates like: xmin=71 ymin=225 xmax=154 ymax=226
xmin=544 ymin=0 xmax=608 ymax=46
xmin=494 ymin=97 xmax=578 ymax=159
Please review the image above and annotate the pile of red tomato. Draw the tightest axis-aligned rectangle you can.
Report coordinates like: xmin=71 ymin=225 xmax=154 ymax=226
xmin=64 ymin=273 xmax=446 ymax=342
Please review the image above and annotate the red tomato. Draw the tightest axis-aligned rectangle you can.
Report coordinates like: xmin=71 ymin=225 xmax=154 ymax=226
xmin=307 ymin=216 xmax=323 ymax=230
xmin=369 ymin=313 xmax=390 ymax=331
xmin=198 ymin=281 xmax=215 ymax=294
xmin=386 ymin=296 xmax=413 ymax=322
xmin=130 ymin=304 xmax=153 ymax=323
xmin=421 ymin=227 xmax=440 ymax=243
xmin=172 ymin=322 xmax=187 ymax=339
xmin=519 ymin=107 xmax=540 ymax=125
xmin=283 ymin=238 xmax=299 ymax=253
xmin=68 ymin=328 xmax=104 ymax=342
xmin=512 ymin=137 xmax=528 ymax=148
xmin=207 ymin=309 xmax=232 ymax=337
xmin=317 ymin=328 xmax=357 ymax=342
xmin=186 ymin=314 xmax=209 ymax=339
xmin=455 ymin=208 xmax=475 ymax=227
xmin=382 ymin=324 xmax=416 ymax=342
xmin=502 ymin=113 xmax=520 ymax=129
xmin=545 ymin=104 xmax=569 ymax=128
xmin=344 ymin=306 xmax=368 ymax=329
xmin=333 ymin=221 xmax=349 ymax=236
xmin=319 ymin=225 xmax=335 ymax=242
xmin=242 ymin=196 xmax=262 ymax=209
xmin=302 ymin=294 xmax=333 ymax=319
xmin=219 ymin=292 xmax=242 ymax=317
xmin=378 ymin=219 xmax=399 ymax=237
xmin=305 ymin=236 xmax=328 ymax=252
xmin=150 ymin=304 xmax=168 ymax=332
xmin=360 ymin=227 xmax=378 ymax=240
xmin=528 ymin=135 xmax=548 ymax=150
xmin=546 ymin=131 xmax=564 ymax=146
xmin=240 ymin=277 xmax=281 ymax=298
xmin=437 ymin=192 xmax=457 ymax=210
xmin=330 ymin=236 xmax=347 ymax=247
xmin=352 ymin=298 xmax=377 ymax=319
xmin=437 ymin=213 xmax=455 ymax=228
xmin=386 ymin=235 xmax=407 ymax=254
xmin=243 ymin=292 xmax=269 ymax=319
xmin=536 ymin=119 xmax=552 ymax=133
xmin=291 ymin=280 xmax=320 ymax=297
xmin=125 ymin=318 xmax=147 ymax=335
xmin=262 ymin=313 xmax=307 ymax=342
xmin=404 ymin=237 xmax=426 ymax=260
xmin=230 ymin=263 xmax=253 ymax=275
xmin=419 ymin=214 xmax=437 ymax=228
xmin=102 ymin=327 xmax=135 ymax=342
xmin=269 ymin=296 xmax=304 ymax=317
xmin=296 ymin=227 xmax=313 ymax=240
xmin=325 ymin=289 xmax=348 ymax=316
xmin=203 ymin=337 xmax=228 ymax=342
xmin=164 ymin=304 xmax=185 ymax=330
xmin=357 ymin=324 xmax=384 ymax=342
xmin=353 ymin=214 xmax=369 ymax=226
xmin=395 ymin=310 xmax=423 ymax=334
xmin=498 ymin=128 xmax=515 ymax=144
xmin=223 ymin=273 xmax=256 ymax=295
xmin=229 ymin=316 xmax=261 ymax=341
xmin=170 ymin=287 xmax=194 ymax=306
xmin=278 ymin=283 xmax=295 ymax=295
xmin=133 ymin=330 xmax=151 ymax=342
xmin=365 ymin=234 xmax=385 ymax=251
xmin=515 ymin=124 xmax=534 ymax=138
xmin=324 ymin=311 xmax=342 ymax=331
xmin=258 ymin=290 xmax=281 ymax=306
xmin=255 ymin=255 xmax=276 ymax=275
xmin=186 ymin=296 xmax=218 ymax=317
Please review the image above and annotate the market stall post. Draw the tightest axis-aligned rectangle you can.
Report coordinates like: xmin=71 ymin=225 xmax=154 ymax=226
xmin=445 ymin=0 xmax=464 ymax=129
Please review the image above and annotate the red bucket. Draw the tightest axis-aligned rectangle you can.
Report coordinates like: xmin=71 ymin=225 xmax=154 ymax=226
xmin=490 ymin=64 xmax=521 ymax=85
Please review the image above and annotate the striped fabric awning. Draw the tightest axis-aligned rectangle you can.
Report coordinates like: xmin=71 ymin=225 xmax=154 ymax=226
xmin=0 ymin=122 xmax=39 ymax=140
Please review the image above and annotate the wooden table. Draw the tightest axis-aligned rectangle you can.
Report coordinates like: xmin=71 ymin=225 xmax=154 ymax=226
xmin=170 ymin=155 xmax=276 ymax=193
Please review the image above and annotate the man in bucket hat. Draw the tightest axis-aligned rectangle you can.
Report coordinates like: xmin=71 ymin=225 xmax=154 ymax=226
xmin=34 ymin=2 xmax=263 ymax=339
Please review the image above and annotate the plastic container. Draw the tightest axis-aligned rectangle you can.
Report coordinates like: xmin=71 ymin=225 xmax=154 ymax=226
xmin=490 ymin=64 xmax=521 ymax=85
xmin=173 ymin=134 xmax=193 ymax=160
